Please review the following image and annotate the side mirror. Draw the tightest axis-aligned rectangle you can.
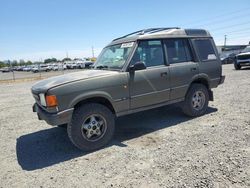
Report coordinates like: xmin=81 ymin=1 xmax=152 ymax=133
xmin=128 ymin=61 xmax=146 ymax=72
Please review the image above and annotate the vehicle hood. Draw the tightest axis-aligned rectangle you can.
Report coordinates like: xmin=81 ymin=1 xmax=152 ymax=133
xmin=31 ymin=69 xmax=119 ymax=94
xmin=237 ymin=52 xmax=250 ymax=57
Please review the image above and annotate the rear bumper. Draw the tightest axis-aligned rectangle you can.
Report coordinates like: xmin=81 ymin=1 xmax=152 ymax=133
xmin=33 ymin=104 xmax=74 ymax=126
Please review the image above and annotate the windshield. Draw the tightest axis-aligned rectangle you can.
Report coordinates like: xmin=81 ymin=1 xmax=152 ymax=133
xmin=242 ymin=46 xmax=250 ymax=53
xmin=94 ymin=42 xmax=134 ymax=70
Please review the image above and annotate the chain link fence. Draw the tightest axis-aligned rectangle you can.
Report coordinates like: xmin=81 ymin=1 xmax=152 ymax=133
xmin=0 ymin=63 xmax=92 ymax=82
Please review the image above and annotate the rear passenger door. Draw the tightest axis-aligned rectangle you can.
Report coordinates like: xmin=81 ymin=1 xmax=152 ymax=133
xmin=164 ymin=38 xmax=199 ymax=100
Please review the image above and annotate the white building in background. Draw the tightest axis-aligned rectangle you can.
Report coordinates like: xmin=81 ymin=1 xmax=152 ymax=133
xmin=217 ymin=45 xmax=247 ymax=55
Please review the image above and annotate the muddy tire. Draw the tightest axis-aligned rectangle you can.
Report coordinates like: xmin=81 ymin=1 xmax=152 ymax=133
xmin=67 ymin=103 xmax=115 ymax=151
xmin=182 ymin=84 xmax=209 ymax=117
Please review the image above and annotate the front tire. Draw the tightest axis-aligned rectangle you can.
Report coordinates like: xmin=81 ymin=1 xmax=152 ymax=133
xmin=234 ymin=62 xmax=241 ymax=70
xmin=57 ymin=124 xmax=67 ymax=128
xmin=182 ymin=84 xmax=209 ymax=117
xmin=67 ymin=103 xmax=115 ymax=151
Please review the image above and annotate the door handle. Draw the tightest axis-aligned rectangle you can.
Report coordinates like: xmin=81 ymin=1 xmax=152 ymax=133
xmin=190 ymin=67 xmax=197 ymax=72
xmin=160 ymin=72 xmax=168 ymax=77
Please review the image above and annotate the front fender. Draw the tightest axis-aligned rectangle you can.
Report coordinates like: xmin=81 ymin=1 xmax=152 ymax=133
xmin=68 ymin=91 xmax=114 ymax=109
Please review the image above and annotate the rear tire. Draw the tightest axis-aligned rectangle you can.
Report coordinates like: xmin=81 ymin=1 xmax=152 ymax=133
xmin=67 ymin=103 xmax=115 ymax=151
xmin=234 ymin=62 xmax=241 ymax=70
xmin=181 ymin=84 xmax=209 ymax=117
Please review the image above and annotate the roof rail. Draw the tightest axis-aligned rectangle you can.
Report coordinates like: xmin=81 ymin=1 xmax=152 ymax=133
xmin=113 ymin=27 xmax=180 ymax=41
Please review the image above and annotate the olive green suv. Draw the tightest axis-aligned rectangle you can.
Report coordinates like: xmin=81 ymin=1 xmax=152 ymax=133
xmin=32 ymin=28 xmax=225 ymax=151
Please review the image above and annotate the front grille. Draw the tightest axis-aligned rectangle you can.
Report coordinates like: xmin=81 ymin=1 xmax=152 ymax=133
xmin=237 ymin=55 xmax=250 ymax=60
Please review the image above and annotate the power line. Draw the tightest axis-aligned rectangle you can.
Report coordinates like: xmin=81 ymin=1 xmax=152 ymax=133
xmin=208 ymin=21 xmax=250 ymax=32
xmin=183 ymin=7 xmax=250 ymax=26
xmin=214 ymin=31 xmax=250 ymax=40
xmin=228 ymin=33 xmax=250 ymax=40
xmin=213 ymin=27 xmax=250 ymax=35
xmin=191 ymin=12 xmax=250 ymax=28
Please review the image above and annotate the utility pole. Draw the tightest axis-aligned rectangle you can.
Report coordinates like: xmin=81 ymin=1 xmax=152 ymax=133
xmin=92 ymin=46 xmax=95 ymax=58
xmin=224 ymin=35 xmax=227 ymax=47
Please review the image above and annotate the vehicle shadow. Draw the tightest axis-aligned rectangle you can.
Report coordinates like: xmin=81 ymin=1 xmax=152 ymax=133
xmin=16 ymin=105 xmax=217 ymax=171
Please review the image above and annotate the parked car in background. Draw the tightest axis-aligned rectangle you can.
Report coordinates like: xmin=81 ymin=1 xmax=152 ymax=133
xmin=52 ymin=65 xmax=59 ymax=71
xmin=31 ymin=66 xmax=39 ymax=73
xmin=235 ymin=46 xmax=250 ymax=70
xmin=23 ymin=66 xmax=32 ymax=71
xmin=84 ymin=61 xmax=94 ymax=68
xmin=32 ymin=64 xmax=50 ymax=73
xmin=58 ymin=63 xmax=67 ymax=70
xmin=16 ymin=66 xmax=25 ymax=71
xmin=1 ymin=67 xmax=13 ymax=73
xmin=220 ymin=53 xmax=236 ymax=64
xmin=76 ymin=61 xmax=94 ymax=69
xmin=70 ymin=63 xmax=78 ymax=69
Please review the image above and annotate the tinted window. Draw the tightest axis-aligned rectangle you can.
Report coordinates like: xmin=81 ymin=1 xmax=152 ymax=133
xmin=165 ymin=39 xmax=193 ymax=64
xmin=194 ymin=39 xmax=217 ymax=61
xmin=130 ymin=40 xmax=164 ymax=67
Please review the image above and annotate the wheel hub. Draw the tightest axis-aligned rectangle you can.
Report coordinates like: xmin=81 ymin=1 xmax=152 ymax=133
xmin=81 ymin=114 xmax=106 ymax=141
xmin=192 ymin=91 xmax=205 ymax=110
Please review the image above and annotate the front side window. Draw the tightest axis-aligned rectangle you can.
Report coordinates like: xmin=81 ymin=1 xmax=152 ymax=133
xmin=130 ymin=40 xmax=164 ymax=67
xmin=194 ymin=39 xmax=217 ymax=61
xmin=94 ymin=42 xmax=133 ymax=70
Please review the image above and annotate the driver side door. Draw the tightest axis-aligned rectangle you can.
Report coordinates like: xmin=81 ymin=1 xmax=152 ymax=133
xmin=128 ymin=40 xmax=171 ymax=109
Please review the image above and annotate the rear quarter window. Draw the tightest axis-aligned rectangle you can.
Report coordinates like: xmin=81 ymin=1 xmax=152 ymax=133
xmin=194 ymin=39 xmax=217 ymax=61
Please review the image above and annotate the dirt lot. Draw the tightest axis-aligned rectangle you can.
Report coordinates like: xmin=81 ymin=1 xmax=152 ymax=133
xmin=0 ymin=64 xmax=249 ymax=188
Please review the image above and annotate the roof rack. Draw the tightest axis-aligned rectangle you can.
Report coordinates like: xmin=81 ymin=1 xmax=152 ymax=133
xmin=113 ymin=27 xmax=180 ymax=41
xmin=185 ymin=29 xmax=208 ymax=36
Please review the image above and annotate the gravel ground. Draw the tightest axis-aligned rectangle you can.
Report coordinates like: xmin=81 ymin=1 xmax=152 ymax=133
xmin=0 ymin=64 xmax=249 ymax=188
xmin=0 ymin=69 xmax=82 ymax=81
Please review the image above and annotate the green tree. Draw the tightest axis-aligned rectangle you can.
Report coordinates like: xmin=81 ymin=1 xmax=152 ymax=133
xmin=26 ymin=61 xmax=32 ymax=65
xmin=0 ymin=61 xmax=6 ymax=68
xmin=44 ymin=58 xmax=57 ymax=64
xmin=12 ymin=60 xmax=18 ymax=67
xmin=62 ymin=57 xmax=71 ymax=62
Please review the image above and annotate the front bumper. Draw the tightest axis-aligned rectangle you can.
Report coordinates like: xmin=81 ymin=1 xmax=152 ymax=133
xmin=33 ymin=103 xmax=74 ymax=126
xmin=236 ymin=58 xmax=250 ymax=65
xmin=219 ymin=75 xmax=225 ymax=85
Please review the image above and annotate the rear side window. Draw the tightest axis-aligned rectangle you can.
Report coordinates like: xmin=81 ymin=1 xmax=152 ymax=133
xmin=194 ymin=39 xmax=217 ymax=61
xmin=165 ymin=39 xmax=193 ymax=64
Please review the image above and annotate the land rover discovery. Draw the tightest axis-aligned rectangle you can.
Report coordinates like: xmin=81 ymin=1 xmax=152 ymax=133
xmin=32 ymin=28 xmax=225 ymax=151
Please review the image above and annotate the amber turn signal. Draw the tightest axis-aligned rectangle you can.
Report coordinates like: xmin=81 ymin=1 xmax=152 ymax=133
xmin=46 ymin=95 xmax=58 ymax=107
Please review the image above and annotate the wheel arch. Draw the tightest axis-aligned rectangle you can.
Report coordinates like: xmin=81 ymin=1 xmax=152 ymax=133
xmin=190 ymin=76 xmax=210 ymax=89
xmin=69 ymin=92 xmax=116 ymax=115
xmin=187 ymin=75 xmax=213 ymax=101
